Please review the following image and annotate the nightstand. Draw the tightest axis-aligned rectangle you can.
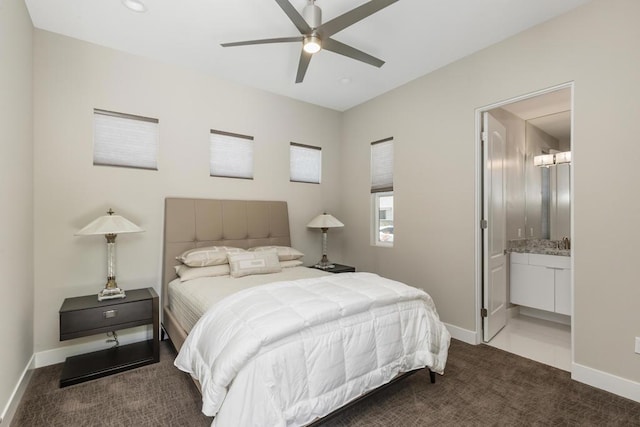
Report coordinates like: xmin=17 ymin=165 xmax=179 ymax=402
xmin=59 ymin=287 xmax=159 ymax=387
xmin=309 ymin=263 xmax=355 ymax=274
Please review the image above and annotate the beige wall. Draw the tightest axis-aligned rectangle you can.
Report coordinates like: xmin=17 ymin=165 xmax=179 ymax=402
xmin=32 ymin=30 xmax=343 ymax=353
xmin=342 ymin=0 xmax=640 ymax=384
xmin=0 ymin=0 xmax=34 ymax=419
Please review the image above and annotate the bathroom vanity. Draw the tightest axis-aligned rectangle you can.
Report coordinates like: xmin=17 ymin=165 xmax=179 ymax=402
xmin=510 ymin=252 xmax=571 ymax=316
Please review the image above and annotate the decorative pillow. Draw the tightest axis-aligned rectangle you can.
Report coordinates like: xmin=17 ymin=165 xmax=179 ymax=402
xmin=249 ymin=246 xmax=304 ymax=261
xmin=174 ymin=264 xmax=230 ymax=282
xmin=280 ymin=260 xmax=304 ymax=269
xmin=228 ymin=249 xmax=282 ymax=278
xmin=176 ymin=246 xmax=245 ymax=267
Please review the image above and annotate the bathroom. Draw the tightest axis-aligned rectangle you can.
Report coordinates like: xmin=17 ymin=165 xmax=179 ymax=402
xmin=483 ymin=87 xmax=573 ymax=371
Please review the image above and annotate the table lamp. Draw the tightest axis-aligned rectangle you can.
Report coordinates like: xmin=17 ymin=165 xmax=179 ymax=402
xmin=76 ymin=209 xmax=144 ymax=301
xmin=307 ymin=213 xmax=344 ymax=269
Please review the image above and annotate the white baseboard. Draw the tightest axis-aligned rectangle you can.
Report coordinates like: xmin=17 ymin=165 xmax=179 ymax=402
xmin=0 ymin=354 xmax=35 ymax=426
xmin=443 ymin=322 xmax=477 ymax=345
xmin=572 ymin=362 xmax=640 ymax=403
xmin=35 ymin=328 xmax=151 ymax=368
xmin=519 ymin=306 xmax=571 ymax=326
xmin=507 ymin=305 xmax=520 ymax=318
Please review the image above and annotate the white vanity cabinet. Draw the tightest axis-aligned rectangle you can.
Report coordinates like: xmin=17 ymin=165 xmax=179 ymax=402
xmin=510 ymin=252 xmax=571 ymax=315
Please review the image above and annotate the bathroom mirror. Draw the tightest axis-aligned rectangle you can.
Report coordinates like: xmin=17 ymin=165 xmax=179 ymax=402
xmin=524 ymin=111 xmax=571 ymax=240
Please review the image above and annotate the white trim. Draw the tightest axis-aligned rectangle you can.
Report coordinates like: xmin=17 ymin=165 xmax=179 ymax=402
xmin=506 ymin=305 xmax=520 ymax=319
xmin=474 ymin=109 xmax=483 ymax=344
xmin=35 ymin=328 xmax=151 ymax=368
xmin=572 ymin=363 xmax=640 ymax=403
xmin=0 ymin=354 xmax=35 ymax=426
xmin=443 ymin=322 xmax=477 ymax=345
xmin=519 ymin=306 xmax=571 ymax=326
xmin=474 ymin=82 xmax=574 ymax=345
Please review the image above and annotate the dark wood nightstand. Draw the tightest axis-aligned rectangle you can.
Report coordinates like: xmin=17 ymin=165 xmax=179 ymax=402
xmin=59 ymin=287 xmax=159 ymax=387
xmin=309 ymin=263 xmax=356 ymax=274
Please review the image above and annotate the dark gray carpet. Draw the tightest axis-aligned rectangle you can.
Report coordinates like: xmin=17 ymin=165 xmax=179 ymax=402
xmin=12 ymin=339 xmax=640 ymax=426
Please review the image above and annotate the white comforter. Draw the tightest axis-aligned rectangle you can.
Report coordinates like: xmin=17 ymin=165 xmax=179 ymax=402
xmin=174 ymin=272 xmax=450 ymax=426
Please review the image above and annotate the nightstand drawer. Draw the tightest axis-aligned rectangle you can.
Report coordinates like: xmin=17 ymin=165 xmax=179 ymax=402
xmin=60 ymin=299 xmax=152 ymax=341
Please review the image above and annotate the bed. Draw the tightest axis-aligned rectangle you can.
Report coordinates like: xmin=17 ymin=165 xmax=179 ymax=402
xmin=161 ymin=198 xmax=450 ymax=426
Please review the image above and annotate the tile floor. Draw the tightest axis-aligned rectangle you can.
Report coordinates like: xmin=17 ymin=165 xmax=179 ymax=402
xmin=485 ymin=312 xmax=571 ymax=371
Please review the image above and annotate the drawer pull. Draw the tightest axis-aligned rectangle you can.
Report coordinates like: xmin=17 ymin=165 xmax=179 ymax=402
xmin=103 ymin=309 xmax=118 ymax=319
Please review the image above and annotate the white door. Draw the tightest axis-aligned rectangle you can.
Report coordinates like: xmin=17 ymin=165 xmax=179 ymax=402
xmin=482 ymin=112 xmax=508 ymax=341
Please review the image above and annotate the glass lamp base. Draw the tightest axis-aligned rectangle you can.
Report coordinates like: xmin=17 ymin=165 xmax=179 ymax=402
xmin=98 ymin=287 xmax=126 ymax=301
xmin=315 ymin=255 xmax=335 ymax=270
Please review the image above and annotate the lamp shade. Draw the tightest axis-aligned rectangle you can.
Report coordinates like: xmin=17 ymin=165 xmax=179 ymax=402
xmin=307 ymin=213 xmax=344 ymax=229
xmin=76 ymin=209 xmax=144 ymax=235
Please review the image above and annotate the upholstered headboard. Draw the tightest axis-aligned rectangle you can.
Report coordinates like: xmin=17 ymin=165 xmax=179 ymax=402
xmin=162 ymin=198 xmax=291 ymax=308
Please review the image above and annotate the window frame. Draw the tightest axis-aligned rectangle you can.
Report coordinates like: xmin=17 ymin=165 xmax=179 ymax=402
xmin=372 ymin=191 xmax=394 ymax=247
xmin=370 ymin=137 xmax=394 ymax=247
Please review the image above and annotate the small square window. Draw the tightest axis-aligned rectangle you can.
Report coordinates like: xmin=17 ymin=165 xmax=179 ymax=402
xmin=210 ymin=130 xmax=254 ymax=179
xmin=290 ymin=142 xmax=321 ymax=184
xmin=93 ymin=109 xmax=158 ymax=170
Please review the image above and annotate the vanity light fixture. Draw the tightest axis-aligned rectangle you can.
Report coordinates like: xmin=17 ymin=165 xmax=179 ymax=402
xmin=534 ymin=151 xmax=571 ymax=167
xmin=307 ymin=213 xmax=344 ymax=269
xmin=555 ymin=151 xmax=572 ymax=164
xmin=76 ymin=209 xmax=144 ymax=300
xmin=533 ymin=154 xmax=555 ymax=167
xmin=122 ymin=0 xmax=147 ymax=13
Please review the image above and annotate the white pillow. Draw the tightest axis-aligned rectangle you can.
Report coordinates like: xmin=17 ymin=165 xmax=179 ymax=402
xmin=174 ymin=264 xmax=230 ymax=282
xmin=249 ymin=246 xmax=304 ymax=261
xmin=177 ymin=246 xmax=245 ymax=267
xmin=228 ymin=249 xmax=282 ymax=278
xmin=280 ymin=260 xmax=303 ymax=269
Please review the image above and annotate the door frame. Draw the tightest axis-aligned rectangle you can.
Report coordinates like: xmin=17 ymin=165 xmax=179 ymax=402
xmin=474 ymin=82 xmax=575 ymax=353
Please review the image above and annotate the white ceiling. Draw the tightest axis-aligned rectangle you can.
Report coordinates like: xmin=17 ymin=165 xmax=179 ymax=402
xmin=24 ymin=0 xmax=591 ymax=111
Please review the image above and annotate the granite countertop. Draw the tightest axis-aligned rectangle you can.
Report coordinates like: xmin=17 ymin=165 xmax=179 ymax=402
xmin=508 ymin=239 xmax=571 ymax=257
xmin=508 ymin=247 xmax=570 ymax=257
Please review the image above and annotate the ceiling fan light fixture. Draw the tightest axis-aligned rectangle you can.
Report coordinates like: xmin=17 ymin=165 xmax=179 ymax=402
xmin=303 ymin=35 xmax=322 ymax=54
xmin=122 ymin=0 xmax=147 ymax=13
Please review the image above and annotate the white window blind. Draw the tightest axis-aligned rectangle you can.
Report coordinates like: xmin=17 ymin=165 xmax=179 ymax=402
xmin=371 ymin=137 xmax=394 ymax=193
xmin=93 ymin=109 xmax=159 ymax=170
xmin=290 ymin=142 xmax=321 ymax=184
xmin=210 ymin=130 xmax=254 ymax=179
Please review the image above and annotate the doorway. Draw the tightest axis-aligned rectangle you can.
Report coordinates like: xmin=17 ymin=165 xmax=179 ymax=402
xmin=476 ymin=83 xmax=574 ymax=372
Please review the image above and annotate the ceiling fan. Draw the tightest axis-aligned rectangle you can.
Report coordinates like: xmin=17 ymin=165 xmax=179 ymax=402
xmin=221 ymin=0 xmax=399 ymax=83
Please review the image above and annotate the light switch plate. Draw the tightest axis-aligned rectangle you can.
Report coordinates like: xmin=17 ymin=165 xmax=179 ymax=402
xmin=635 ymin=337 xmax=640 ymax=354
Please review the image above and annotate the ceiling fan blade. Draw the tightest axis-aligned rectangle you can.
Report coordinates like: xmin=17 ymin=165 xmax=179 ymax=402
xmin=275 ymin=0 xmax=312 ymax=35
xmin=295 ymin=50 xmax=313 ymax=83
xmin=322 ymin=38 xmax=385 ymax=68
xmin=319 ymin=0 xmax=399 ymax=38
xmin=221 ymin=36 xmax=303 ymax=48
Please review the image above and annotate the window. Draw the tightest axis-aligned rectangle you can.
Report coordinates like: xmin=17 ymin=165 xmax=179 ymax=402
xmin=93 ymin=109 xmax=158 ymax=170
xmin=371 ymin=137 xmax=394 ymax=245
xmin=290 ymin=142 xmax=321 ymax=184
xmin=210 ymin=129 xmax=254 ymax=179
